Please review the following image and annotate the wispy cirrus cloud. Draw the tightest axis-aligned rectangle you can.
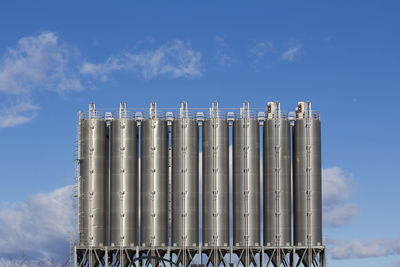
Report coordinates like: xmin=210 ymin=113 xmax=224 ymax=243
xmin=249 ymin=40 xmax=304 ymax=66
xmin=80 ymin=40 xmax=202 ymax=80
xmin=281 ymin=45 xmax=302 ymax=62
xmin=215 ymin=35 xmax=233 ymax=67
xmin=0 ymin=98 xmax=40 ymax=128
xmin=249 ymin=40 xmax=273 ymax=68
xmin=250 ymin=41 xmax=273 ymax=58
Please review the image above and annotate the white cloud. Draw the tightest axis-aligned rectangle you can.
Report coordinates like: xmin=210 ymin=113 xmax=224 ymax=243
xmin=281 ymin=45 xmax=301 ymax=62
xmin=248 ymin=41 xmax=273 ymax=69
xmin=215 ymin=36 xmax=233 ymax=67
xmin=330 ymin=238 xmax=400 ymax=259
xmin=0 ymin=31 xmax=84 ymax=128
xmin=81 ymin=40 xmax=202 ymax=80
xmin=250 ymin=41 xmax=273 ymax=58
xmin=0 ymin=164 xmax=356 ymax=262
xmin=215 ymin=36 xmax=227 ymax=47
xmin=0 ymin=256 xmax=67 ymax=267
xmin=0 ymin=32 xmax=83 ymax=95
xmin=216 ymin=51 xmax=232 ymax=66
xmin=0 ymin=33 xmax=202 ymax=128
xmin=323 ymin=202 xmax=358 ymax=227
xmin=0 ymin=185 xmax=75 ymax=261
xmin=322 ymin=167 xmax=358 ymax=227
xmin=0 ymin=99 xmax=40 ymax=128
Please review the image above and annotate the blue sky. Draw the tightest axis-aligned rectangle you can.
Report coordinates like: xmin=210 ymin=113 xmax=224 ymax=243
xmin=0 ymin=1 xmax=399 ymax=266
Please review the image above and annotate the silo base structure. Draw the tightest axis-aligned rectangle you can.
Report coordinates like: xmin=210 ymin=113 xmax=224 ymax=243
xmin=73 ymin=101 xmax=326 ymax=267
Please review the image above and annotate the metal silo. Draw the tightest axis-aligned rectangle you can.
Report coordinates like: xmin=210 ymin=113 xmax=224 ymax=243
xmin=202 ymin=101 xmax=229 ymax=252
xmin=233 ymin=102 xmax=260 ymax=249
xmin=263 ymin=102 xmax=291 ymax=266
xmin=171 ymin=102 xmax=199 ymax=265
xmin=172 ymin=102 xmax=199 ymax=246
xmin=141 ymin=102 xmax=169 ymax=247
xmin=110 ymin=103 xmax=139 ymax=266
xmin=293 ymin=102 xmax=322 ymax=266
xmin=79 ymin=103 xmax=108 ymax=266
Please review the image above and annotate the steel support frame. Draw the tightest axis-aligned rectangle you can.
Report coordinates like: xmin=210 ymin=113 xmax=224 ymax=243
xmin=292 ymin=246 xmax=326 ymax=267
xmin=74 ymin=246 xmax=326 ymax=267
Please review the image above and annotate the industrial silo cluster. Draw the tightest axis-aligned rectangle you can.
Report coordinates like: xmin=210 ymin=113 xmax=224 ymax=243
xmin=75 ymin=101 xmax=325 ymax=267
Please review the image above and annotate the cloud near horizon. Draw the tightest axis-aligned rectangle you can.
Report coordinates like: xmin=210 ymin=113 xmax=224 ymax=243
xmin=322 ymin=166 xmax=358 ymax=227
xmin=330 ymin=238 xmax=400 ymax=259
xmin=0 ymin=185 xmax=75 ymax=262
xmin=321 ymin=168 xmax=400 ymax=260
xmin=1 ymin=166 xmax=398 ymax=262
xmin=0 ymin=165 xmax=361 ymax=262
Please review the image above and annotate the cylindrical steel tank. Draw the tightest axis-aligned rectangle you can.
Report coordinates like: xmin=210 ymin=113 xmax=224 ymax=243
xmin=293 ymin=102 xmax=322 ymax=249
xmin=110 ymin=104 xmax=139 ymax=251
xmin=79 ymin=105 xmax=108 ymax=249
xmin=202 ymin=103 xmax=229 ymax=247
xmin=263 ymin=102 xmax=291 ymax=248
xmin=233 ymin=103 xmax=260 ymax=247
xmin=140 ymin=104 xmax=169 ymax=246
xmin=172 ymin=103 xmax=199 ymax=247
